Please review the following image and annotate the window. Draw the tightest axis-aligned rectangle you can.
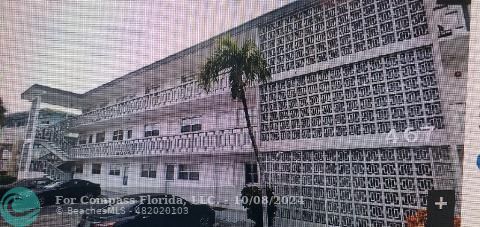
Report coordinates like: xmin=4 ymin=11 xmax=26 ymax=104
xmin=181 ymin=117 xmax=202 ymax=133
xmin=113 ymin=130 xmax=124 ymax=141
xmin=16 ymin=120 xmax=27 ymax=127
xmin=178 ymin=164 xmax=200 ymax=180
xmin=88 ymin=135 xmax=93 ymax=143
xmin=79 ymin=136 xmax=87 ymax=145
xmin=127 ymin=130 xmax=133 ymax=139
xmin=144 ymin=124 xmax=159 ymax=137
xmin=140 ymin=164 xmax=157 ymax=178
xmin=109 ymin=164 xmax=121 ymax=176
xmin=92 ymin=163 xmax=101 ymax=174
xmin=74 ymin=163 xmax=83 ymax=173
xmin=166 ymin=164 xmax=175 ymax=180
xmin=96 ymin=132 xmax=105 ymax=143
xmin=245 ymin=163 xmax=259 ymax=184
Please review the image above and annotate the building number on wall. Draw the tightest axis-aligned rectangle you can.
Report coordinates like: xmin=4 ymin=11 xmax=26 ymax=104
xmin=386 ymin=126 xmax=435 ymax=143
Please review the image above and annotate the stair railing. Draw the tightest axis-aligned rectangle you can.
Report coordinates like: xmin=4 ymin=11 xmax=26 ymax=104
xmin=35 ymin=118 xmax=77 ymax=157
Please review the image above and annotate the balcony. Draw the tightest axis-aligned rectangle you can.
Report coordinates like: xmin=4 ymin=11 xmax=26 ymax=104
xmin=68 ymin=76 xmax=230 ymax=127
xmin=69 ymin=127 xmax=257 ymax=159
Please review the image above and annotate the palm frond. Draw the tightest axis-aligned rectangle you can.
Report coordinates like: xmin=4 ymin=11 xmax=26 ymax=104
xmin=199 ymin=36 xmax=239 ymax=92
xmin=199 ymin=35 xmax=271 ymax=97
xmin=242 ymin=39 xmax=271 ymax=84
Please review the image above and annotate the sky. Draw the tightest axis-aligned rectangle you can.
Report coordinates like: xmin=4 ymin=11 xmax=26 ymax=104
xmin=0 ymin=0 xmax=294 ymax=114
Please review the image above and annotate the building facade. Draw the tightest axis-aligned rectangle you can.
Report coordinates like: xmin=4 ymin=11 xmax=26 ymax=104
xmin=19 ymin=0 xmax=469 ymax=226
xmin=0 ymin=109 xmax=69 ymax=177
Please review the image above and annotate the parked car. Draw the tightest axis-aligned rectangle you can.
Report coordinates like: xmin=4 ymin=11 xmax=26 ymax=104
xmin=0 ymin=177 xmax=53 ymax=197
xmin=78 ymin=193 xmax=215 ymax=227
xmin=35 ymin=179 xmax=101 ymax=206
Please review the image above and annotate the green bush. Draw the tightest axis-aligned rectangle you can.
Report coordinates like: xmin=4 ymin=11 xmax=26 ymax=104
xmin=0 ymin=175 xmax=16 ymax=185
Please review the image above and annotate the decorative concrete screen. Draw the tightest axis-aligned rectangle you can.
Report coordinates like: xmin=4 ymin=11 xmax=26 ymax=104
xmin=261 ymin=146 xmax=456 ymax=226
xmin=259 ymin=0 xmax=429 ymax=74
xmin=257 ymin=0 xmax=460 ymax=226
xmin=259 ymin=45 xmax=442 ymax=141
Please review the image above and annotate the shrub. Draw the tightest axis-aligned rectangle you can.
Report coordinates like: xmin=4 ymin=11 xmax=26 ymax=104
xmin=240 ymin=186 xmax=278 ymax=227
xmin=241 ymin=186 xmax=263 ymax=227
xmin=266 ymin=187 xmax=277 ymax=227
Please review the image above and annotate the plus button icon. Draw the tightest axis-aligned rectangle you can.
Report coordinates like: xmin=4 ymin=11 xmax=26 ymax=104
xmin=426 ymin=190 xmax=455 ymax=227
xmin=435 ymin=197 xmax=448 ymax=210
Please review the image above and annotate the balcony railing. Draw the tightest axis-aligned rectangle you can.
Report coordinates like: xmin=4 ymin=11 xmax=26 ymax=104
xmin=68 ymin=76 xmax=230 ymax=127
xmin=69 ymin=127 xmax=257 ymax=158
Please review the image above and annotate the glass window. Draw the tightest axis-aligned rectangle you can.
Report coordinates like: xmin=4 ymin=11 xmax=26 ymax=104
xmin=245 ymin=163 xmax=259 ymax=184
xmin=127 ymin=130 xmax=133 ymax=139
xmin=79 ymin=136 xmax=87 ymax=145
xmin=144 ymin=124 xmax=152 ymax=137
xmin=40 ymin=120 xmax=50 ymax=125
xmin=88 ymin=135 xmax=93 ymax=143
xmin=166 ymin=164 xmax=175 ymax=180
xmin=141 ymin=164 xmax=157 ymax=178
xmin=96 ymin=132 xmax=105 ymax=143
xmin=181 ymin=117 xmax=202 ymax=133
xmin=74 ymin=163 xmax=83 ymax=173
xmin=191 ymin=117 xmax=201 ymax=131
xmin=92 ymin=163 xmax=101 ymax=174
xmin=181 ymin=118 xmax=191 ymax=132
xmin=16 ymin=120 xmax=27 ymax=127
xmin=144 ymin=124 xmax=159 ymax=137
xmin=109 ymin=164 xmax=121 ymax=176
xmin=113 ymin=130 xmax=124 ymax=141
xmin=178 ymin=164 xmax=200 ymax=180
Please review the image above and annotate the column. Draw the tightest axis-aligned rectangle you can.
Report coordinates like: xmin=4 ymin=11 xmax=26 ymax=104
xmin=18 ymin=96 xmax=41 ymax=179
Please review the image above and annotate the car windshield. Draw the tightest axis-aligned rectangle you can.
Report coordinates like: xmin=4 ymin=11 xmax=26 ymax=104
xmin=43 ymin=181 xmax=62 ymax=189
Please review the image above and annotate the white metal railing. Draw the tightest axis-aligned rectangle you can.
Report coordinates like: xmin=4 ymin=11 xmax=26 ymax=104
xmin=69 ymin=76 xmax=230 ymax=127
xmin=70 ymin=127 xmax=257 ymax=158
xmin=36 ymin=122 xmax=76 ymax=153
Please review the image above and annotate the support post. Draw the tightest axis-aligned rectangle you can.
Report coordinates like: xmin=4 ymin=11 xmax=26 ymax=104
xmin=18 ymin=96 xmax=41 ymax=179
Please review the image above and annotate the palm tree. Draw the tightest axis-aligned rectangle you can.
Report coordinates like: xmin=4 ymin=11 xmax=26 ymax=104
xmin=199 ymin=36 xmax=271 ymax=226
xmin=0 ymin=98 xmax=6 ymax=128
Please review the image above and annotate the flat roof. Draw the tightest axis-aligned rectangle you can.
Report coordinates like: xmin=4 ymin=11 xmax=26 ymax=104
xmin=21 ymin=84 xmax=85 ymax=109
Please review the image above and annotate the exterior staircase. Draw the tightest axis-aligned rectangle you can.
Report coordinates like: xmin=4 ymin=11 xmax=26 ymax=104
xmin=17 ymin=96 xmax=78 ymax=181
xmin=42 ymin=161 xmax=72 ymax=181
xmin=36 ymin=140 xmax=71 ymax=162
xmin=29 ymin=120 xmax=77 ymax=181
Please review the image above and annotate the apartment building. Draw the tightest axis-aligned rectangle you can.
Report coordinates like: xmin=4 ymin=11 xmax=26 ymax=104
xmin=19 ymin=0 xmax=469 ymax=226
xmin=0 ymin=109 xmax=69 ymax=177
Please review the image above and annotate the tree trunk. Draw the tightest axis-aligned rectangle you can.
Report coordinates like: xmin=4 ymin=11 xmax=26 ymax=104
xmin=239 ymin=86 xmax=268 ymax=227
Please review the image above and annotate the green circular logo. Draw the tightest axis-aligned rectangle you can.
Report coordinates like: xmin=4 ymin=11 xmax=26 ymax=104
xmin=0 ymin=187 xmax=40 ymax=227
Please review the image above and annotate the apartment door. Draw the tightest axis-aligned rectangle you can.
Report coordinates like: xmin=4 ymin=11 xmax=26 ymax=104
xmin=122 ymin=163 xmax=129 ymax=186
xmin=213 ymin=163 xmax=232 ymax=205
xmin=165 ymin=164 xmax=175 ymax=193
